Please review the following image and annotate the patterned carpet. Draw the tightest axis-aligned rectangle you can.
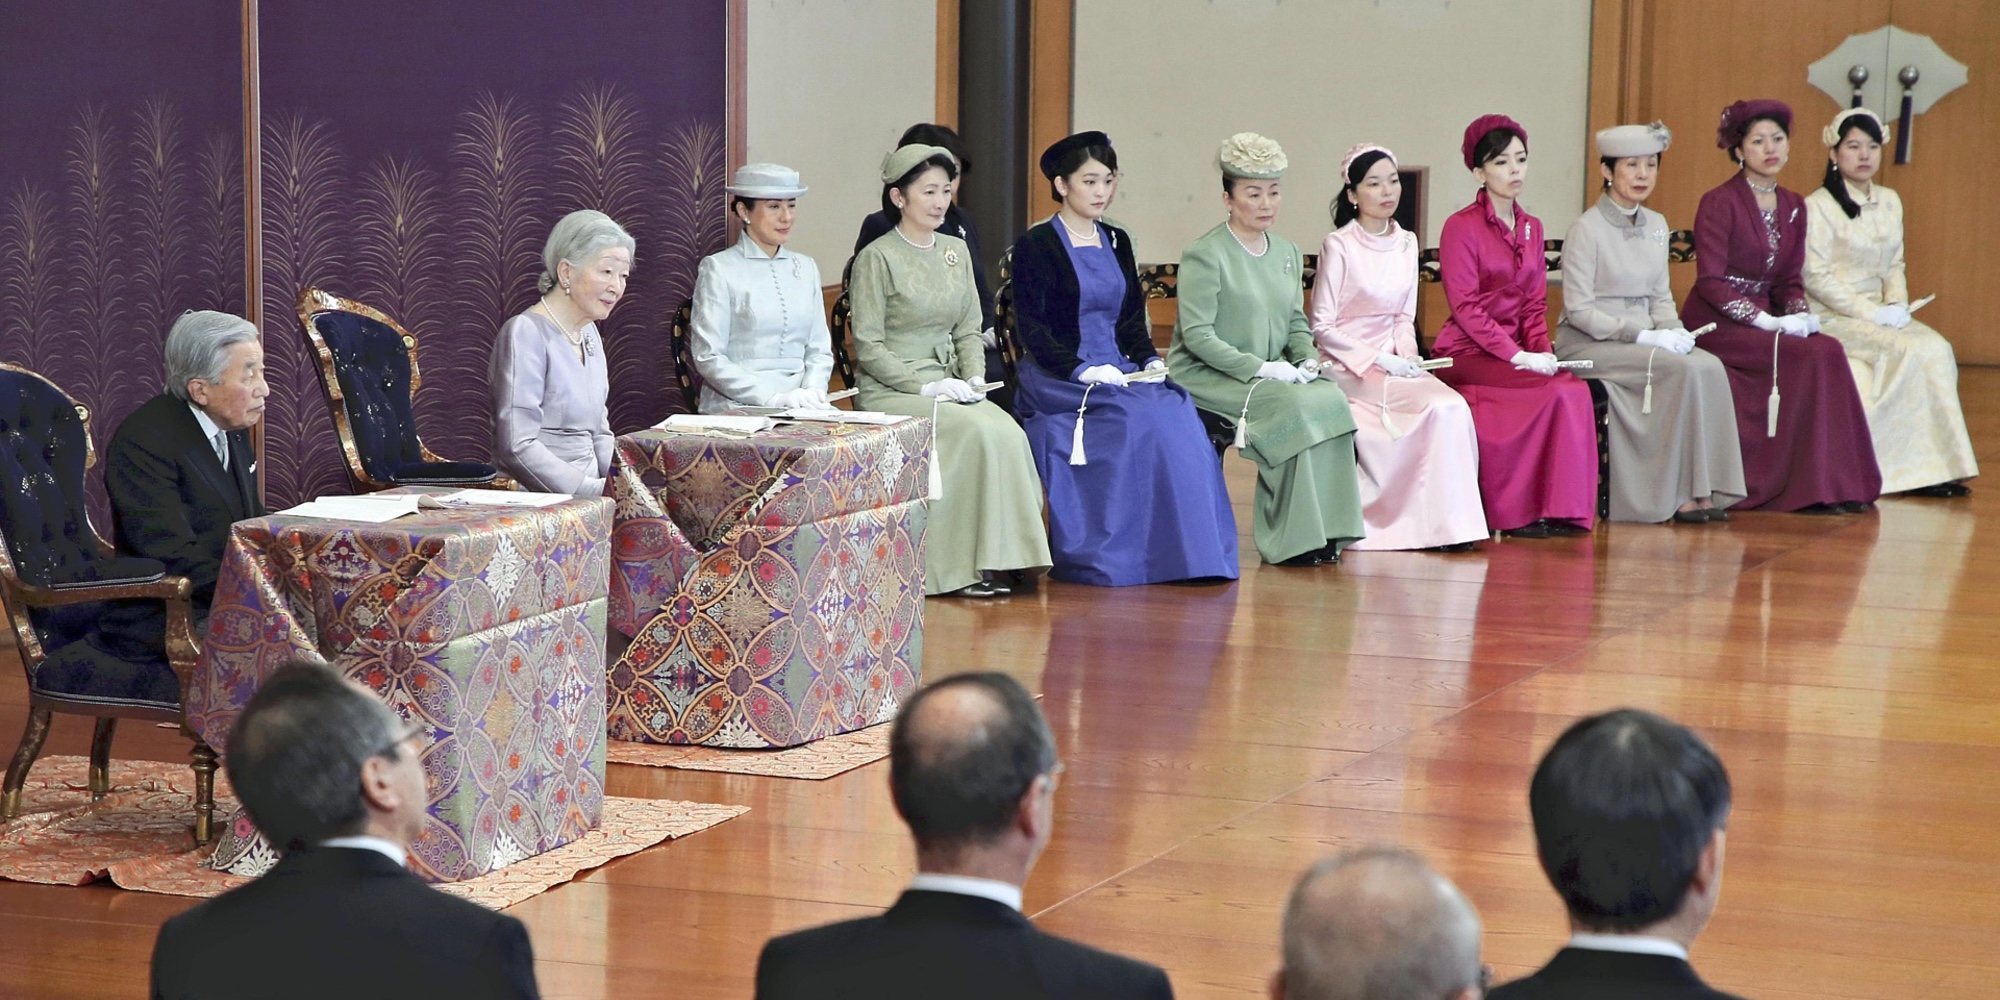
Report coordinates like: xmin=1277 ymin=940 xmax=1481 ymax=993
xmin=0 ymin=756 xmax=745 ymax=909
xmin=606 ymin=721 xmax=890 ymax=779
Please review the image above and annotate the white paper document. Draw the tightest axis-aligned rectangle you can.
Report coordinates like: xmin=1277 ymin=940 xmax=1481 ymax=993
xmin=657 ymin=414 xmax=775 ymax=435
xmin=429 ymin=489 xmax=571 ymax=508
xmin=276 ymin=494 xmax=424 ymax=523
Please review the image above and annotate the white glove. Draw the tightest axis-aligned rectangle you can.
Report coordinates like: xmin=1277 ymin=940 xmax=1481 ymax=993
xmin=1510 ymin=350 xmax=1559 ymax=376
xmin=1078 ymin=364 xmax=1128 ymax=386
xmin=1777 ymin=313 xmax=1814 ymax=337
xmin=1374 ymin=351 xmax=1422 ymax=379
xmin=1803 ymin=312 xmax=1822 ymax=334
xmin=1144 ymin=357 xmax=1167 ymax=372
xmin=1636 ymin=329 xmax=1696 ymax=355
xmin=1255 ymin=360 xmax=1301 ymax=382
xmin=1750 ymin=311 xmax=1784 ymax=332
xmin=1294 ymin=360 xmax=1322 ymax=383
xmin=979 ymin=327 xmax=1000 ymax=349
xmin=1873 ymin=304 xmax=1912 ymax=328
xmin=920 ymin=378 xmax=981 ymax=403
xmin=772 ymin=387 xmax=829 ymax=410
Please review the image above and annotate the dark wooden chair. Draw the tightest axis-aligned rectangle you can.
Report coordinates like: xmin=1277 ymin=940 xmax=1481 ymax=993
xmin=0 ymin=363 xmax=218 ymax=844
xmin=296 ymin=287 xmax=507 ymax=492
xmin=668 ymin=298 xmax=699 ymax=401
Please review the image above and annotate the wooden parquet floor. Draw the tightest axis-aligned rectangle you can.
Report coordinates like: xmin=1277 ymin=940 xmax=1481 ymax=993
xmin=6 ymin=372 xmax=2000 ymax=999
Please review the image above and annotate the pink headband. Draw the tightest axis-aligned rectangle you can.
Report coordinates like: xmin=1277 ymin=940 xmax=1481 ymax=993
xmin=1340 ymin=143 xmax=1397 ymax=180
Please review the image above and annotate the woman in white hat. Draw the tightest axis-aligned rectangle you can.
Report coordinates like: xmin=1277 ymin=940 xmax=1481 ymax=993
xmin=1804 ymin=108 xmax=1977 ymax=497
xmin=1309 ymin=142 xmax=1487 ymax=550
xmin=1166 ymin=132 xmax=1364 ymax=566
xmin=690 ymin=163 xmax=835 ymax=412
xmin=1553 ymin=122 xmax=1746 ymax=523
xmin=850 ymin=143 xmax=1051 ymax=598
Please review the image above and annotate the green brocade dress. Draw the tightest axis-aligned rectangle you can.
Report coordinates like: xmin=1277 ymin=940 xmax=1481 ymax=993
xmin=1167 ymin=224 xmax=1364 ymax=563
xmin=850 ymin=231 xmax=1052 ymax=595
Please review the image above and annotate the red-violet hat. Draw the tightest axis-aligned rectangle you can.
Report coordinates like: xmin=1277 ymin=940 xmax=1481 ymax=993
xmin=1716 ymin=98 xmax=1793 ymax=150
xmin=1462 ymin=114 xmax=1528 ymax=170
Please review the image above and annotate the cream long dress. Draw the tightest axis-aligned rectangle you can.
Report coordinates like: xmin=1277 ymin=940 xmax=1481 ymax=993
xmin=1553 ymin=196 xmax=1747 ymax=522
xmin=1308 ymin=221 xmax=1486 ymax=549
xmin=1804 ymin=182 xmax=1977 ymax=492
xmin=849 ymin=230 xmax=1052 ymax=595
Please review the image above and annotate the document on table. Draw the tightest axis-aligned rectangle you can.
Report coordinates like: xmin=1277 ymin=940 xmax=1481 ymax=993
xmin=276 ymin=494 xmax=424 ymax=522
xmin=782 ymin=409 xmax=912 ymax=425
xmin=656 ymin=414 xmax=775 ymax=436
xmin=427 ymin=489 xmax=571 ymax=508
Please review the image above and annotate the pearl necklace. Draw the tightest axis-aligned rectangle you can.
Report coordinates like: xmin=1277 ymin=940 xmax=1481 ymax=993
xmin=894 ymin=225 xmax=937 ymax=251
xmin=539 ymin=297 xmax=590 ymax=362
xmin=1227 ymin=224 xmax=1269 ymax=257
xmin=1745 ymin=174 xmax=1778 ymax=194
xmin=1057 ymin=211 xmax=1099 ymax=244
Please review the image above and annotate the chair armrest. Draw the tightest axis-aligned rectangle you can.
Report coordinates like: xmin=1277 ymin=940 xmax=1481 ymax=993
xmin=13 ymin=574 xmax=192 ymax=607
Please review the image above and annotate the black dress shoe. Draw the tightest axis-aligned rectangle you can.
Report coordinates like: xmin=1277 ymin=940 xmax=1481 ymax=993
xmin=1277 ymin=551 xmax=1327 ymax=567
xmin=1796 ymin=502 xmax=1842 ymax=515
xmin=1435 ymin=541 xmax=1480 ymax=553
xmin=1837 ymin=500 xmax=1873 ymax=514
xmin=1544 ymin=519 xmax=1591 ymax=536
xmin=1501 ymin=521 xmax=1553 ymax=538
xmin=1705 ymin=507 xmax=1731 ymax=522
xmin=1672 ymin=508 xmax=1709 ymax=524
xmin=1907 ymin=482 xmax=1971 ymax=498
xmin=945 ymin=579 xmax=1008 ymax=598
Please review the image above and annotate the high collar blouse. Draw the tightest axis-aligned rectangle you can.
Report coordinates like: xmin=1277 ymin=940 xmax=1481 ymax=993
xmin=1433 ymin=189 xmax=1548 ymax=360
xmin=689 ymin=230 xmax=834 ymax=411
xmin=1803 ymin=181 xmax=1908 ymax=319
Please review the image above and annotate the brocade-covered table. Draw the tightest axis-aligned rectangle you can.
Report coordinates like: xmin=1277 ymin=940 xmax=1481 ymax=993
xmin=607 ymin=418 xmax=929 ymax=747
xmin=187 ymin=490 xmax=613 ymax=882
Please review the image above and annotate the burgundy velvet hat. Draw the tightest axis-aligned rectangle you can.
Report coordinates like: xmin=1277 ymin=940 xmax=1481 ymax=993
xmin=1461 ymin=114 xmax=1528 ymax=169
xmin=1716 ymin=98 xmax=1793 ymax=149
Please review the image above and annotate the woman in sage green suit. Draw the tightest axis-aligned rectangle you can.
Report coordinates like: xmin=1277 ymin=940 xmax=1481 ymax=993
xmin=850 ymin=143 xmax=1051 ymax=598
xmin=1167 ymin=133 xmax=1364 ymax=566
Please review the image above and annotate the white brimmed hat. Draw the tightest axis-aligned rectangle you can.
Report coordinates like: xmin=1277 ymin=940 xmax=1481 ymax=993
xmin=726 ymin=163 xmax=807 ymax=199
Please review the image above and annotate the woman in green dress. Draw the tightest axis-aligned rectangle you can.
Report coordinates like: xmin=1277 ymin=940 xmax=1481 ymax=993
xmin=850 ymin=143 xmax=1052 ymax=597
xmin=1167 ymin=133 xmax=1365 ymax=566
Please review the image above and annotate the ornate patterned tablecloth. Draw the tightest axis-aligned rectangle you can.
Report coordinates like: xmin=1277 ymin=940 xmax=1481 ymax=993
xmin=188 ymin=491 xmax=613 ymax=882
xmin=608 ymin=419 xmax=928 ymax=748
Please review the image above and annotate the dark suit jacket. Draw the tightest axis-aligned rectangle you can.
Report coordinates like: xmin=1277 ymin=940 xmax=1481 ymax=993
xmin=756 ymin=889 xmax=1173 ymax=1000
xmin=1009 ymin=219 xmax=1154 ymax=380
xmin=1487 ymin=947 xmax=1748 ymax=1000
xmin=105 ymin=393 xmax=264 ymax=614
xmin=151 ymin=846 xmax=539 ymax=1000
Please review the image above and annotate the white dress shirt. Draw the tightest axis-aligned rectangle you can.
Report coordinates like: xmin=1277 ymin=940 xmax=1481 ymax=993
xmin=1567 ymin=932 xmax=1690 ymax=961
xmin=318 ymin=834 xmax=409 ymax=868
xmin=908 ymin=873 xmax=1024 ymax=912
xmin=188 ymin=403 xmax=227 ymax=470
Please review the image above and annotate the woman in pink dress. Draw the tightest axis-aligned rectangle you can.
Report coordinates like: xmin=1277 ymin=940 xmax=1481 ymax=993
xmin=1309 ymin=143 xmax=1487 ymax=551
xmin=1431 ymin=115 xmax=1599 ymax=537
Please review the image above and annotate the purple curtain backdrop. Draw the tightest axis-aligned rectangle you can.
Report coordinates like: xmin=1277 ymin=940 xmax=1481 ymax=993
xmin=0 ymin=2 xmax=246 ymax=531
xmin=257 ymin=0 xmax=728 ymax=507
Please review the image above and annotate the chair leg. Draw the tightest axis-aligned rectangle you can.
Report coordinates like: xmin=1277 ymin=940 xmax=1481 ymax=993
xmin=2 ymin=708 xmax=55 ymax=819
xmin=189 ymin=738 xmax=218 ymax=846
xmin=88 ymin=718 xmax=117 ymax=799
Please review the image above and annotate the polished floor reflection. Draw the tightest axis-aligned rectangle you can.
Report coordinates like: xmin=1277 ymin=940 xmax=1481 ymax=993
xmin=7 ymin=372 xmax=2000 ymax=999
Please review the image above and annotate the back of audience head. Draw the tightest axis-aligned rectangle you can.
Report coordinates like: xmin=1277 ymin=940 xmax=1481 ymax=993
xmin=1274 ymin=846 xmax=1484 ymax=1000
xmin=225 ymin=660 xmax=423 ymax=853
xmin=1529 ymin=708 xmax=1732 ymax=939
xmin=889 ymin=672 xmax=1059 ymax=872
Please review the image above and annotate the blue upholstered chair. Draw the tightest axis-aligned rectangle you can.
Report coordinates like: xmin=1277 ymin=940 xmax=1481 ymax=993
xmin=295 ymin=287 xmax=506 ymax=492
xmin=0 ymin=363 xmax=218 ymax=843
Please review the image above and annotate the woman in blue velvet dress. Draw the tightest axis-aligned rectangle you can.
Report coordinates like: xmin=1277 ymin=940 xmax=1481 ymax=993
xmin=1009 ymin=132 xmax=1238 ymax=585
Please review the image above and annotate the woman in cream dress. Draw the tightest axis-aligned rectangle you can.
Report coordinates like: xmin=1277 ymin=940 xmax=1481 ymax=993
xmin=1804 ymin=107 xmax=1976 ymax=496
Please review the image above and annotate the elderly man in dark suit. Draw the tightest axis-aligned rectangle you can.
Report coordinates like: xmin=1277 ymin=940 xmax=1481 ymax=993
xmin=756 ymin=672 xmax=1173 ymax=1000
xmin=1272 ymin=847 xmax=1486 ymax=1000
xmin=150 ymin=660 xmax=540 ymax=1000
xmin=102 ymin=309 xmax=267 ymax=655
xmin=1489 ymin=708 xmax=1745 ymax=1000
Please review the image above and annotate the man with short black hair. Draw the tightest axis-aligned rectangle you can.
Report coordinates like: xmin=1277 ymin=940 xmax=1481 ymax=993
xmin=150 ymin=661 xmax=539 ymax=1000
xmin=1271 ymin=847 xmax=1486 ymax=1000
xmin=755 ymin=671 xmax=1172 ymax=999
xmin=1488 ymin=708 xmax=1744 ymax=1000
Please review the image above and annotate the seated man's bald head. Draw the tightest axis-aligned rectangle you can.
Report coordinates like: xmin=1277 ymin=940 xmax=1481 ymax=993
xmin=889 ymin=673 xmax=1057 ymax=862
xmin=1277 ymin=848 xmax=1484 ymax=1000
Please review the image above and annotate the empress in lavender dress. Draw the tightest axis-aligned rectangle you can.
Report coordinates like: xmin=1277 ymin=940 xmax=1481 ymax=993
xmin=1011 ymin=218 xmax=1238 ymax=585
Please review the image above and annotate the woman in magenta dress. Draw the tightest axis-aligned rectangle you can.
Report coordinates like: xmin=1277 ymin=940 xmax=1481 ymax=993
xmin=1309 ymin=143 xmax=1487 ymax=551
xmin=1431 ymin=114 xmax=1599 ymax=537
xmin=1680 ymin=99 xmax=1881 ymax=513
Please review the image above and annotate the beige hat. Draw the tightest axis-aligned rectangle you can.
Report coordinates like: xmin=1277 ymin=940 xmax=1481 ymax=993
xmin=1595 ymin=121 xmax=1673 ymax=158
xmin=880 ymin=144 xmax=956 ymax=184
xmin=726 ymin=162 xmax=807 ymax=198
xmin=1217 ymin=132 xmax=1287 ymax=179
